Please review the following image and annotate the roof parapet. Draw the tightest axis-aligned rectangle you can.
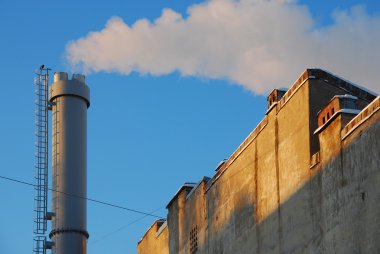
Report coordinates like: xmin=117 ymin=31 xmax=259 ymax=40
xmin=277 ymin=69 xmax=376 ymax=112
xmin=341 ymin=96 xmax=380 ymax=140
xmin=166 ymin=182 xmax=197 ymax=209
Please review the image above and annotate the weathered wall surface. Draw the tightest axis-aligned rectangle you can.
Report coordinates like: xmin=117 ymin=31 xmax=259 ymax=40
xmin=206 ymin=131 xmax=257 ymax=254
xmin=254 ymin=112 xmax=278 ymax=254
xmin=179 ymin=181 xmax=208 ymax=254
xmin=137 ymin=70 xmax=379 ymax=254
xmin=137 ymin=220 xmax=169 ymax=254
xmin=167 ymin=186 xmax=194 ymax=254
xmin=336 ymin=108 xmax=380 ymax=253
xmin=276 ymin=82 xmax=312 ymax=253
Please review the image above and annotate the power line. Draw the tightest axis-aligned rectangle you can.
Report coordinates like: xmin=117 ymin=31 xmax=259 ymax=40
xmin=90 ymin=206 xmax=164 ymax=245
xmin=0 ymin=175 xmax=164 ymax=219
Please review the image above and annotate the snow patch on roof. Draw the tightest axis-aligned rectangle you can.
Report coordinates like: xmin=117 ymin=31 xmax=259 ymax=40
xmin=333 ymin=94 xmax=358 ymax=100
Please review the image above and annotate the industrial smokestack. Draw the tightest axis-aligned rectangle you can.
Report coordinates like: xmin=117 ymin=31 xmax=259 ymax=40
xmin=49 ymin=72 xmax=90 ymax=254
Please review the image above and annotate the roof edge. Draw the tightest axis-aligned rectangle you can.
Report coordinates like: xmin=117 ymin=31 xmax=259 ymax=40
xmin=165 ymin=182 xmax=197 ymax=209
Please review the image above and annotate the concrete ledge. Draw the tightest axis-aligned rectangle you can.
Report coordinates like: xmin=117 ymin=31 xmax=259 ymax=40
xmin=341 ymin=96 xmax=380 ymax=140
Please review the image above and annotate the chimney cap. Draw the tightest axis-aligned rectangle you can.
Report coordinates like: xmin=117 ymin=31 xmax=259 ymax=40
xmin=72 ymin=74 xmax=86 ymax=84
xmin=54 ymin=72 xmax=68 ymax=82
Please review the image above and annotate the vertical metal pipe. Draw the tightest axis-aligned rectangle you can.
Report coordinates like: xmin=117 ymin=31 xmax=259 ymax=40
xmin=49 ymin=72 xmax=90 ymax=254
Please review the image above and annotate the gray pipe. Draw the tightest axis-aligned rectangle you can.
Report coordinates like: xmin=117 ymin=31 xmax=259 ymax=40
xmin=49 ymin=72 xmax=90 ymax=254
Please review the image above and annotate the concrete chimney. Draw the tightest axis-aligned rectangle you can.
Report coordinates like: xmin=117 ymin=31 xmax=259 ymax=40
xmin=49 ymin=72 xmax=90 ymax=254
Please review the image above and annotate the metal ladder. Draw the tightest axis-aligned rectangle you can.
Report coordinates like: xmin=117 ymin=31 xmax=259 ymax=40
xmin=51 ymin=94 xmax=60 ymax=232
xmin=33 ymin=67 xmax=50 ymax=254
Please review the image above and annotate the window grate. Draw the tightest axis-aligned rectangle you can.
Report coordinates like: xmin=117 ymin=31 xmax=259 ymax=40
xmin=189 ymin=225 xmax=198 ymax=254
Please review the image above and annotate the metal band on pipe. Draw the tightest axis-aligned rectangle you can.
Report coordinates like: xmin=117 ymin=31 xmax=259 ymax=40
xmin=49 ymin=228 xmax=90 ymax=239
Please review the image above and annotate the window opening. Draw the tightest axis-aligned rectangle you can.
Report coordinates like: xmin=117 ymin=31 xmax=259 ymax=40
xmin=190 ymin=225 xmax=198 ymax=254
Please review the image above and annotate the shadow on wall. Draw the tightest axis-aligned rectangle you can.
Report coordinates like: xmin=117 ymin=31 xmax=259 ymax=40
xmin=203 ymin=119 xmax=380 ymax=254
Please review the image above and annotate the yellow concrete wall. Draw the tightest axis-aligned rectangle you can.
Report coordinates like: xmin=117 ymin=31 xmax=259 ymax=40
xmin=137 ymin=71 xmax=379 ymax=254
xmin=181 ymin=181 xmax=207 ymax=254
xmin=137 ymin=220 xmax=169 ymax=254
xmin=207 ymin=135 xmax=257 ymax=253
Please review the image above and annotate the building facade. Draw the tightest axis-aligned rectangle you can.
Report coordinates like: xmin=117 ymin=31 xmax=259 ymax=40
xmin=137 ymin=69 xmax=380 ymax=254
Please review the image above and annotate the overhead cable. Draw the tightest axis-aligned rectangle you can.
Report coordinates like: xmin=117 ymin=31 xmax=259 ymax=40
xmin=0 ymin=175 xmax=164 ymax=219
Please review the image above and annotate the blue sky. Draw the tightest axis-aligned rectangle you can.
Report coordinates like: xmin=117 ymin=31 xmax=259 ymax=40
xmin=0 ymin=1 xmax=379 ymax=253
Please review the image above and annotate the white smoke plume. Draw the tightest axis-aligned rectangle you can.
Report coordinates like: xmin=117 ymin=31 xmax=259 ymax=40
xmin=66 ymin=0 xmax=380 ymax=94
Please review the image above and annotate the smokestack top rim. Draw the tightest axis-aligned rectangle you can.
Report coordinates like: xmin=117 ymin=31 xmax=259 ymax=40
xmin=49 ymin=77 xmax=90 ymax=108
xmin=54 ymin=72 xmax=69 ymax=82
xmin=72 ymin=74 xmax=86 ymax=84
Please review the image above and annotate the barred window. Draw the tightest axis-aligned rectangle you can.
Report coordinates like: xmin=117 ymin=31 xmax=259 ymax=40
xmin=189 ymin=225 xmax=198 ymax=254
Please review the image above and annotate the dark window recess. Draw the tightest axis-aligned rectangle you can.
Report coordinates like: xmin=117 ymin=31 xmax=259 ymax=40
xmin=327 ymin=112 xmax=330 ymax=119
xmin=332 ymin=107 xmax=335 ymax=115
xmin=323 ymin=117 xmax=326 ymax=124
xmin=190 ymin=225 xmax=198 ymax=254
